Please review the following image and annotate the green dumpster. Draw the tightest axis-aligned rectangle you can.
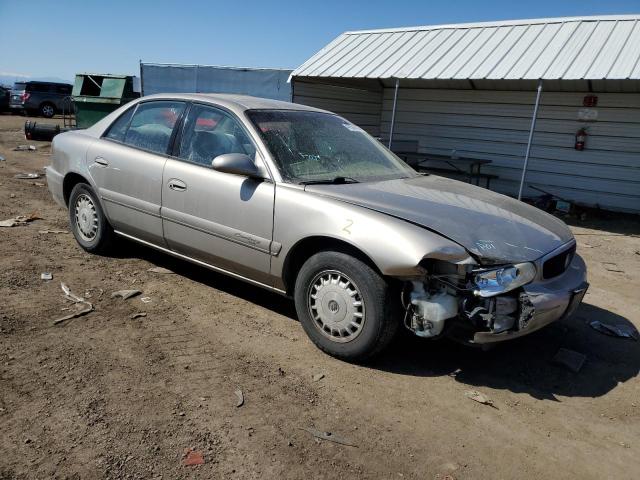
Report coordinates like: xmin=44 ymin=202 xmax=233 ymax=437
xmin=72 ymin=74 xmax=139 ymax=128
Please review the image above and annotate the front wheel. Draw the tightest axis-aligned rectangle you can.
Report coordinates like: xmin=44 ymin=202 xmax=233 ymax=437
xmin=294 ymin=251 xmax=399 ymax=361
xmin=68 ymin=183 xmax=114 ymax=254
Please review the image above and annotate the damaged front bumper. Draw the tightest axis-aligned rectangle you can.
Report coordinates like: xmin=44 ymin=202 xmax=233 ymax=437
xmin=403 ymin=251 xmax=588 ymax=345
xmin=472 ymin=253 xmax=588 ymax=344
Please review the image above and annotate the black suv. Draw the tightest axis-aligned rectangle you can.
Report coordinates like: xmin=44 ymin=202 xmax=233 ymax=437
xmin=9 ymin=81 xmax=73 ymax=118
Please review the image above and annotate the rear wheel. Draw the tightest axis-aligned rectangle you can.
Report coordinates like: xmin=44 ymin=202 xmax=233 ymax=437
xmin=40 ymin=103 xmax=55 ymax=118
xmin=294 ymin=251 xmax=399 ymax=361
xmin=68 ymin=183 xmax=114 ymax=254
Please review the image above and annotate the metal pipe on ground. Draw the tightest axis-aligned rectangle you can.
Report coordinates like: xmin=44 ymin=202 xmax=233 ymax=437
xmin=24 ymin=121 xmax=72 ymax=142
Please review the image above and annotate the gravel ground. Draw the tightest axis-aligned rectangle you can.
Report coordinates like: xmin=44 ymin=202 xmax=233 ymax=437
xmin=1 ymin=113 xmax=639 ymax=479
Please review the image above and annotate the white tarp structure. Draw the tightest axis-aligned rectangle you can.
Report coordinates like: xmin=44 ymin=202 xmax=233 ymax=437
xmin=141 ymin=63 xmax=292 ymax=101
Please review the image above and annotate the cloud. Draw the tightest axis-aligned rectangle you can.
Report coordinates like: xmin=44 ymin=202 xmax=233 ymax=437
xmin=0 ymin=71 xmax=31 ymax=78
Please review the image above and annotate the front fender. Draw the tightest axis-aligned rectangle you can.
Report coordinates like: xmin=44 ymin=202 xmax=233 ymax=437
xmin=272 ymin=184 xmax=475 ymax=284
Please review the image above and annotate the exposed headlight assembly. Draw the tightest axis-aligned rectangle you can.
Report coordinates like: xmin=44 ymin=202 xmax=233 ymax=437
xmin=473 ymin=262 xmax=536 ymax=297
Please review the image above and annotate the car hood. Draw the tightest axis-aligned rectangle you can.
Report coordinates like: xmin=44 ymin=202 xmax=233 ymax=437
xmin=305 ymin=175 xmax=574 ymax=264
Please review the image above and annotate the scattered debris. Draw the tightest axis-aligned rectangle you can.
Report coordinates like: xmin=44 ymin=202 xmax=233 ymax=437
xmin=14 ymin=173 xmax=41 ymax=180
xmin=38 ymin=229 xmax=68 ymax=234
xmin=130 ymin=312 xmax=147 ymax=320
xmin=40 ymin=272 xmax=52 ymax=281
xmin=53 ymin=282 xmax=94 ymax=325
xmin=578 ymin=242 xmax=598 ymax=249
xmin=553 ymin=348 xmax=586 ymax=373
xmin=299 ymin=427 xmax=357 ymax=447
xmin=602 ymin=262 xmax=624 ymax=273
xmin=464 ymin=390 xmax=497 ymax=408
xmin=148 ymin=266 xmax=174 ymax=274
xmin=312 ymin=373 xmax=325 ymax=382
xmin=13 ymin=145 xmax=37 ymax=151
xmin=234 ymin=389 xmax=245 ymax=407
xmin=140 ymin=296 xmax=152 ymax=303
xmin=589 ymin=320 xmax=639 ymax=341
xmin=111 ymin=289 xmax=142 ymax=300
xmin=32 ymin=181 xmax=46 ymax=187
xmin=0 ymin=155 xmax=5 ymax=161
xmin=182 ymin=448 xmax=205 ymax=467
xmin=0 ymin=212 xmax=42 ymax=228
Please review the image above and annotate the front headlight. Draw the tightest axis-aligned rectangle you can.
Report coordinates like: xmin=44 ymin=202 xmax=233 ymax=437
xmin=473 ymin=262 xmax=536 ymax=297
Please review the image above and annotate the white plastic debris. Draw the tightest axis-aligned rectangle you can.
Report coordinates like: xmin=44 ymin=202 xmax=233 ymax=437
xmin=148 ymin=266 xmax=174 ymax=274
xmin=111 ymin=289 xmax=142 ymax=300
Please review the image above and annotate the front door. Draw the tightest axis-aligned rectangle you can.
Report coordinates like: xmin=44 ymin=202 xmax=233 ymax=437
xmin=161 ymin=103 xmax=275 ymax=285
xmin=88 ymin=100 xmax=186 ymax=245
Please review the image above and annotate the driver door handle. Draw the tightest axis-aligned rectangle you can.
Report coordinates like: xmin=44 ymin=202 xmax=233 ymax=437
xmin=168 ymin=179 xmax=187 ymax=192
xmin=94 ymin=156 xmax=108 ymax=167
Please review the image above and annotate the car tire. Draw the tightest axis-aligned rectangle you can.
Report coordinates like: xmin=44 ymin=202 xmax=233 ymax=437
xmin=68 ymin=183 xmax=114 ymax=254
xmin=294 ymin=251 xmax=399 ymax=361
xmin=40 ymin=102 xmax=55 ymax=118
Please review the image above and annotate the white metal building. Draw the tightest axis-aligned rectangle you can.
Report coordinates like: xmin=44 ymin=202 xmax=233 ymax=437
xmin=290 ymin=15 xmax=640 ymax=213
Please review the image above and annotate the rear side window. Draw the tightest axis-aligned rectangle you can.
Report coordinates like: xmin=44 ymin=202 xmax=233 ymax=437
xmin=56 ymin=85 xmax=72 ymax=94
xmin=104 ymin=107 xmax=135 ymax=142
xmin=28 ymin=83 xmax=51 ymax=92
xmin=123 ymin=101 xmax=186 ymax=155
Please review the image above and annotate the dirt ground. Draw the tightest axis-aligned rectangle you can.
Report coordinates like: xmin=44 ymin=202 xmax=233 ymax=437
xmin=0 ymin=113 xmax=639 ymax=480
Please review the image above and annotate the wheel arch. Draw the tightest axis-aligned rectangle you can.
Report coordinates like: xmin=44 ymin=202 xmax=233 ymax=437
xmin=281 ymin=235 xmax=383 ymax=296
xmin=62 ymin=172 xmax=91 ymax=206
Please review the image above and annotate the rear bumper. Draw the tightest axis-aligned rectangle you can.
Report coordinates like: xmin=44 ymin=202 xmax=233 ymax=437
xmin=473 ymin=254 xmax=588 ymax=344
xmin=46 ymin=166 xmax=66 ymax=207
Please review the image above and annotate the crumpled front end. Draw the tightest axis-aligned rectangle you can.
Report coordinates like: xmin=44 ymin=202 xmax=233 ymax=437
xmin=401 ymin=241 xmax=588 ymax=344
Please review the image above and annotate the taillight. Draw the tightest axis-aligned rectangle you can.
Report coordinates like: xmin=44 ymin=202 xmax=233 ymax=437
xmin=21 ymin=92 xmax=30 ymax=102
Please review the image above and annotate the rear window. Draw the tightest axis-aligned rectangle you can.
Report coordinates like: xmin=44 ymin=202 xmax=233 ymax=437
xmin=122 ymin=101 xmax=186 ymax=155
xmin=28 ymin=83 xmax=51 ymax=93
xmin=13 ymin=82 xmax=26 ymax=91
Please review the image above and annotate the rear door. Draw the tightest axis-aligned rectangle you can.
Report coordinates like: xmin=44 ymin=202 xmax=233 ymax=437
xmin=161 ymin=103 xmax=275 ymax=285
xmin=88 ymin=100 xmax=186 ymax=245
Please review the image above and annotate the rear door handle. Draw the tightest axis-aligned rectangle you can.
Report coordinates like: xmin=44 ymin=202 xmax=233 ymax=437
xmin=94 ymin=156 xmax=108 ymax=167
xmin=168 ymin=179 xmax=187 ymax=191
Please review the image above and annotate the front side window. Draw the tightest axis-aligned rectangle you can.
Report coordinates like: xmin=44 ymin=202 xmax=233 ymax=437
xmin=123 ymin=101 xmax=186 ymax=155
xmin=247 ymin=110 xmax=415 ymax=183
xmin=178 ymin=104 xmax=256 ymax=166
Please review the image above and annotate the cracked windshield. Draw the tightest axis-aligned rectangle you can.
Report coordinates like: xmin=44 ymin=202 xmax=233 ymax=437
xmin=247 ymin=110 xmax=416 ymax=183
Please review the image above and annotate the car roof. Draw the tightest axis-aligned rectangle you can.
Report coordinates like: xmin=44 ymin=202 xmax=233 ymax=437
xmin=140 ymin=93 xmax=332 ymax=115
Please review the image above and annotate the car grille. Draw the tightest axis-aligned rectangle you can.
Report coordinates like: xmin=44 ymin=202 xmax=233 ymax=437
xmin=542 ymin=244 xmax=576 ymax=279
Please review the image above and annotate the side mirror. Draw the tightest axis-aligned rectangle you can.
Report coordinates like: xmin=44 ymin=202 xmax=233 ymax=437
xmin=211 ymin=153 xmax=261 ymax=178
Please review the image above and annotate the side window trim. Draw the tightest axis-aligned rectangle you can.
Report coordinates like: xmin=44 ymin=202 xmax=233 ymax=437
xmin=169 ymin=102 xmax=193 ymax=158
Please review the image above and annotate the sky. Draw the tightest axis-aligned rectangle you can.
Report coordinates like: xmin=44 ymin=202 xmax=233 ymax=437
xmin=1 ymin=0 xmax=639 ymax=83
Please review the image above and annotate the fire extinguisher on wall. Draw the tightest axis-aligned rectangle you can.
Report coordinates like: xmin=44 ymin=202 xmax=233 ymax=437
xmin=575 ymin=128 xmax=587 ymax=151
